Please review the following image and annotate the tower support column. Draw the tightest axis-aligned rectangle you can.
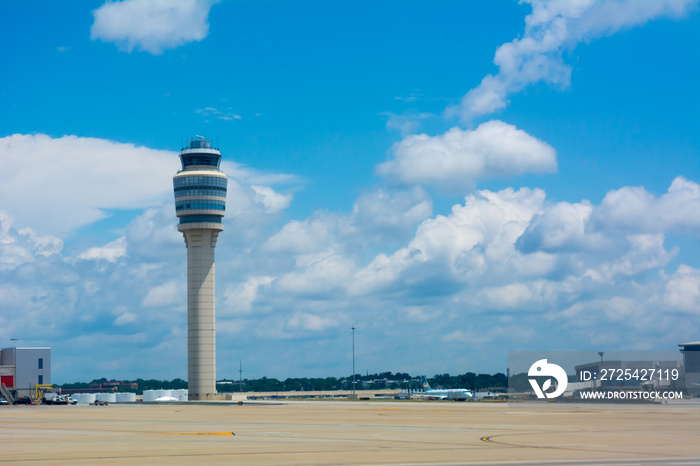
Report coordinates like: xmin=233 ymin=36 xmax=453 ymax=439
xmin=180 ymin=224 xmax=223 ymax=400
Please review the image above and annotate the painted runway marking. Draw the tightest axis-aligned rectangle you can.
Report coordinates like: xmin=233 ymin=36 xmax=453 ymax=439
xmin=156 ymin=432 xmax=235 ymax=436
xmin=480 ymin=434 xmax=688 ymax=459
xmin=481 ymin=434 xmax=609 ymax=452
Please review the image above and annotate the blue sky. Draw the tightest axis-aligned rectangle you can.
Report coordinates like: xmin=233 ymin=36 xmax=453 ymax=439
xmin=1 ymin=0 xmax=699 ymax=384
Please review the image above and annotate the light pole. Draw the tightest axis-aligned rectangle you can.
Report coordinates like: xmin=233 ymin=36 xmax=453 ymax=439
xmin=352 ymin=326 xmax=356 ymax=398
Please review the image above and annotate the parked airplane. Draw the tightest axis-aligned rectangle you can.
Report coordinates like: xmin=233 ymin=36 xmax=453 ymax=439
xmin=416 ymin=377 xmax=473 ymax=400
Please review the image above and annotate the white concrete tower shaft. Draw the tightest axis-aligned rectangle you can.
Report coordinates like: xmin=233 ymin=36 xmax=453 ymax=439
xmin=173 ymin=137 xmax=227 ymax=401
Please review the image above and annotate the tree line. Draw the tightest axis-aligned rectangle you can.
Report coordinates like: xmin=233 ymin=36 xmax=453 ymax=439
xmin=57 ymin=371 xmax=507 ymax=395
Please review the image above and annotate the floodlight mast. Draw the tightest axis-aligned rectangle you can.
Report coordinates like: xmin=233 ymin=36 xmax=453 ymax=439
xmin=352 ymin=326 xmax=356 ymax=398
xmin=173 ymin=137 xmax=227 ymax=400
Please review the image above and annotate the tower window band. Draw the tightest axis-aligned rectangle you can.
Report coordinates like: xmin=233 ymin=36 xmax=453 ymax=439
xmin=176 ymin=200 xmax=226 ymax=211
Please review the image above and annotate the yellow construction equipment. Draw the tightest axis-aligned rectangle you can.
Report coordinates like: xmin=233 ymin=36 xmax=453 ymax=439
xmin=34 ymin=384 xmax=54 ymax=402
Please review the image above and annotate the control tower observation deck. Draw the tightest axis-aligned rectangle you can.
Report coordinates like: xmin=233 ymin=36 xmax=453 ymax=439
xmin=173 ymin=137 xmax=227 ymax=400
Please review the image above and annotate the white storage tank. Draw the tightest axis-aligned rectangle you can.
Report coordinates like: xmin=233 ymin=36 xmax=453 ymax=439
xmin=79 ymin=393 xmax=97 ymax=404
xmin=116 ymin=392 xmax=136 ymax=402
xmin=96 ymin=392 xmax=117 ymax=403
xmin=173 ymin=389 xmax=188 ymax=401
xmin=144 ymin=390 xmax=176 ymax=402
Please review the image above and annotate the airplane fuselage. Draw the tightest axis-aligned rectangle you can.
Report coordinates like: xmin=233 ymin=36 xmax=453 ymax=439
xmin=422 ymin=388 xmax=473 ymax=400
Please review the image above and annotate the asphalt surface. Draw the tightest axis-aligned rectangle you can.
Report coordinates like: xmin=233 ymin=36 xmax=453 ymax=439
xmin=0 ymin=399 xmax=698 ymax=465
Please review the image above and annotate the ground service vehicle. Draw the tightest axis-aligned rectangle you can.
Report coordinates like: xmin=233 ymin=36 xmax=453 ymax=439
xmin=43 ymin=394 xmax=77 ymax=405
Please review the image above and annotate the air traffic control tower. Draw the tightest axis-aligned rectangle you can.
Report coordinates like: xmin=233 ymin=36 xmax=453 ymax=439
xmin=173 ymin=137 xmax=227 ymax=400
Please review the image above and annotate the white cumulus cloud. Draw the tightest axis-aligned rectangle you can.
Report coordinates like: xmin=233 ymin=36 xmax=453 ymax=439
xmin=142 ymin=281 xmax=181 ymax=308
xmin=377 ymin=120 xmax=557 ymax=190
xmin=351 ymin=187 xmax=433 ymax=239
xmin=589 ymin=176 xmax=700 ymax=234
xmin=78 ymin=236 xmax=127 ymax=263
xmin=517 ymin=200 xmax=605 ymax=253
xmin=275 ymin=252 xmax=355 ymax=297
xmin=251 ymin=185 xmax=293 ymax=214
xmin=0 ymin=134 xmax=296 ymax=241
xmin=0 ymin=134 xmax=177 ymax=236
xmin=352 ymin=186 xmax=547 ymax=295
xmin=663 ymin=265 xmax=700 ymax=313
xmin=0 ymin=211 xmax=63 ymax=271
xmin=452 ymin=0 xmax=697 ymax=121
xmin=114 ymin=311 xmax=138 ymax=326
xmin=287 ymin=313 xmax=339 ymax=332
xmin=223 ymin=276 xmax=273 ymax=315
xmin=264 ymin=213 xmax=340 ymax=255
xmin=91 ymin=0 xmax=217 ymax=54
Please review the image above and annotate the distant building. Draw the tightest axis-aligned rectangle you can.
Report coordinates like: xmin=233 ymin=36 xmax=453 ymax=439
xmin=0 ymin=347 xmax=51 ymax=402
xmin=89 ymin=381 xmax=139 ymax=391
xmin=679 ymin=342 xmax=700 ymax=396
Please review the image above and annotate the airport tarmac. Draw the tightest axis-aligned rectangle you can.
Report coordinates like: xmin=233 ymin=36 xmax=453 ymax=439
xmin=0 ymin=400 xmax=698 ymax=465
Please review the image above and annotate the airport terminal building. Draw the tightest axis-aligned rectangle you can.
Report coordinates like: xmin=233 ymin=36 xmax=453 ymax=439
xmin=0 ymin=347 xmax=51 ymax=402
xmin=679 ymin=341 xmax=700 ymax=396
